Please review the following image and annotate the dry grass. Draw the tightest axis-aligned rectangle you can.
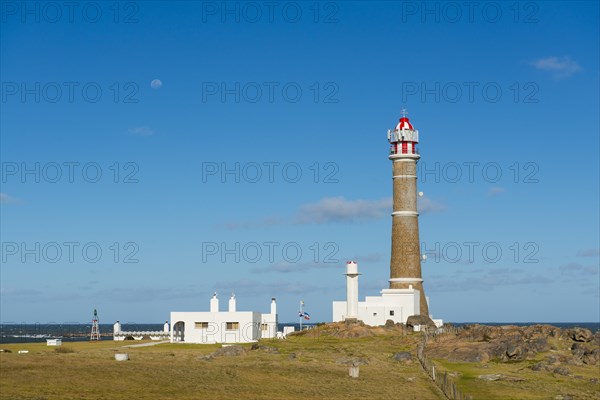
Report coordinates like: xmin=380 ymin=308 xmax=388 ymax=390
xmin=432 ymin=336 xmax=600 ymax=400
xmin=0 ymin=333 xmax=443 ymax=400
xmin=2 ymin=331 xmax=597 ymax=400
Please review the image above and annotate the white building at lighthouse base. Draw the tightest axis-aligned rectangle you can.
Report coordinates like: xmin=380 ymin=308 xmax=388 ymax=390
xmin=170 ymin=294 xmax=278 ymax=344
xmin=332 ymin=262 xmax=442 ymax=328
xmin=333 ymin=287 xmax=421 ymax=326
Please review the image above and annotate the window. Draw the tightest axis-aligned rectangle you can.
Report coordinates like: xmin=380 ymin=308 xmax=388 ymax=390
xmin=373 ymin=312 xmax=377 ymax=316
xmin=195 ymin=322 xmax=208 ymax=329
xmin=226 ymin=322 xmax=239 ymax=330
xmin=389 ymin=311 xmax=395 ymax=316
xmin=261 ymin=324 xmax=269 ymax=331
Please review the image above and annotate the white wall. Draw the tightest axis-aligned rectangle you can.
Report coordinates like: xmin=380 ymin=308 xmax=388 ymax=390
xmin=332 ymin=288 xmax=420 ymax=326
xmin=171 ymin=311 xmax=262 ymax=344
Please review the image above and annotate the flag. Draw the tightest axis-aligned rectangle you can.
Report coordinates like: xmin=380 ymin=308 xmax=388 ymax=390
xmin=299 ymin=311 xmax=310 ymax=320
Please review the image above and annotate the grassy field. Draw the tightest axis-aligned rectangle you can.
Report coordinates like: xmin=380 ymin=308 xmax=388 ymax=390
xmin=431 ymin=335 xmax=600 ymax=400
xmin=0 ymin=331 xmax=444 ymax=400
xmin=2 ymin=329 xmax=598 ymax=400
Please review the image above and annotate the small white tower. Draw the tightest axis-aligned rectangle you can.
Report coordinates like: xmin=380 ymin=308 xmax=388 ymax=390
xmin=270 ymin=298 xmax=277 ymax=315
xmin=163 ymin=321 xmax=169 ymax=333
xmin=229 ymin=293 xmax=237 ymax=312
xmin=210 ymin=293 xmax=219 ymax=312
xmin=113 ymin=320 xmax=121 ymax=335
xmin=345 ymin=261 xmax=360 ymax=320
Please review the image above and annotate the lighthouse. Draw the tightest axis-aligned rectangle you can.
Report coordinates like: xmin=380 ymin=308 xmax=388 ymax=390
xmin=332 ymin=111 xmax=441 ymax=327
xmin=387 ymin=110 xmax=428 ymax=316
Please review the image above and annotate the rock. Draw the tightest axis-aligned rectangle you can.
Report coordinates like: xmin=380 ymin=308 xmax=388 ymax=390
xmin=530 ymin=362 xmax=546 ymax=371
xmin=553 ymin=366 xmax=570 ymax=376
xmin=546 ymin=354 xmax=561 ymax=365
xmin=392 ymin=352 xmax=412 ymax=363
xmin=336 ymin=356 xmax=369 ymax=366
xmin=250 ymin=344 xmax=279 ymax=354
xmin=0 ymin=349 xmax=12 ymax=353
xmin=199 ymin=354 xmax=214 ymax=361
xmin=406 ymin=377 xmax=415 ymax=382
xmin=384 ymin=319 xmax=396 ymax=328
xmin=571 ymin=343 xmax=600 ymax=365
xmin=448 ymin=347 xmax=490 ymax=363
xmin=554 ymin=395 xmax=574 ymax=400
xmin=406 ymin=315 xmax=437 ymax=330
xmin=288 ymin=353 xmax=297 ymax=360
xmin=567 ymin=328 xmax=593 ymax=342
xmin=212 ymin=345 xmax=247 ymax=357
xmin=505 ymin=340 xmax=524 ymax=360
xmin=344 ymin=319 xmax=365 ymax=327
xmin=478 ymin=374 xmax=503 ymax=381
xmin=583 ymin=348 xmax=600 ymax=365
xmin=478 ymin=374 xmax=523 ymax=382
xmin=529 ymin=337 xmax=550 ymax=353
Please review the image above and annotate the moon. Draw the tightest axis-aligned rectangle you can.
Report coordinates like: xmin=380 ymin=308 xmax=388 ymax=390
xmin=150 ymin=79 xmax=163 ymax=89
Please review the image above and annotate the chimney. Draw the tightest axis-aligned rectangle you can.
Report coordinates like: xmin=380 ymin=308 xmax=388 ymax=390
xmin=270 ymin=297 xmax=277 ymax=315
xmin=210 ymin=293 xmax=219 ymax=312
xmin=229 ymin=293 xmax=236 ymax=312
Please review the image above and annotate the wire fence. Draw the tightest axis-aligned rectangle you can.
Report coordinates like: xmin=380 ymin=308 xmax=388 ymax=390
xmin=416 ymin=326 xmax=474 ymax=400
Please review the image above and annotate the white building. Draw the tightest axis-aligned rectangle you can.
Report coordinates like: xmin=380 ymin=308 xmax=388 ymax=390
xmin=332 ymin=261 xmax=442 ymax=327
xmin=170 ymin=293 xmax=278 ymax=344
xmin=113 ymin=320 xmax=171 ymax=341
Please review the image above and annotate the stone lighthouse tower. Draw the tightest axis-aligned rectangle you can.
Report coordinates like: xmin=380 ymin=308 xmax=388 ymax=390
xmin=387 ymin=110 xmax=429 ymax=316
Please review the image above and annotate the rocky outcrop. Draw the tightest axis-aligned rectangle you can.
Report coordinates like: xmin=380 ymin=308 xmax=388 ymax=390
xmin=571 ymin=342 xmax=599 ymax=365
xmin=212 ymin=345 xmax=247 ymax=357
xmin=250 ymin=344 xmax=279 ymax=354
xmin=406 ymin=315 xmax=437 ymax=330
xmin=565 ymin=328 xmax=594 ymax=342
xmin=426 ymin=324 xmax=598 ymax=364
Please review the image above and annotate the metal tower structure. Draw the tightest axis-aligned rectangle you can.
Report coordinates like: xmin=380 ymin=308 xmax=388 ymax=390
xmin=90 ymin=309 xmax=101 ymax=341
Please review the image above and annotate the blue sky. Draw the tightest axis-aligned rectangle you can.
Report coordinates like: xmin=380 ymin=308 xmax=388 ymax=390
xmin=1 ymin=1 xmax=598 ymax=324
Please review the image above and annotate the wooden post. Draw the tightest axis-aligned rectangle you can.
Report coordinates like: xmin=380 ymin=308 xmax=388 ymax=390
xmin=349 ymin=365 xmax=359 ymax=378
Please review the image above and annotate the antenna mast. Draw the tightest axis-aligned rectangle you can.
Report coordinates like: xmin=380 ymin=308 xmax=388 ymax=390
xmin=90 ymin=309 xmax=101 ymax=341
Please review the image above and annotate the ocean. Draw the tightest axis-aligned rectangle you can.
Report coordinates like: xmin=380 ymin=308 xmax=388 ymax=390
xmin=1 ymin=322 xmax=598 ymax=344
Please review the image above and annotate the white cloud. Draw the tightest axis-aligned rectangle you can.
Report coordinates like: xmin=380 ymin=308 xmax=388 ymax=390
xmin=530 ymin=56 xmax=582 ymax=78
xmin=576 ymin=248 xmax=600 ymax=257
xmin=487 ymin=186 xmax=506 ymax=196
xmin=418 ymin=195 xmax=446 ymax=213
xmin=428 ymin=269 xmax=553 ymax=293
xmin=213 ymin=279 xmax=327 ymax=296
xmin=295 ymin=196 xmax=391 ymax=224
xmin=295 ymin=195 xmax=445 ymax=224
xmin=128 ymin=126 xmax=154 ymax=136
xmin=0 ymin=193 xmax=18 ymax=204
xmin=251 ymin=261 xmax=339 ymax=274
xmin=219 ymin=195 xmax=445 ymax=229
xmin=559 ymin=262 xmax=598 ymax=276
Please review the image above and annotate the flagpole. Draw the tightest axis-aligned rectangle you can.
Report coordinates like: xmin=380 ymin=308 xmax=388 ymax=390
xmin=300 ymin=300 xmax=304 ymax=331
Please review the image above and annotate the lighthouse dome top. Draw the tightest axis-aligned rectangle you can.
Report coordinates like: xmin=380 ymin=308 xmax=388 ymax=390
xmin=395 ymin=117 xmax=414 ymax=131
